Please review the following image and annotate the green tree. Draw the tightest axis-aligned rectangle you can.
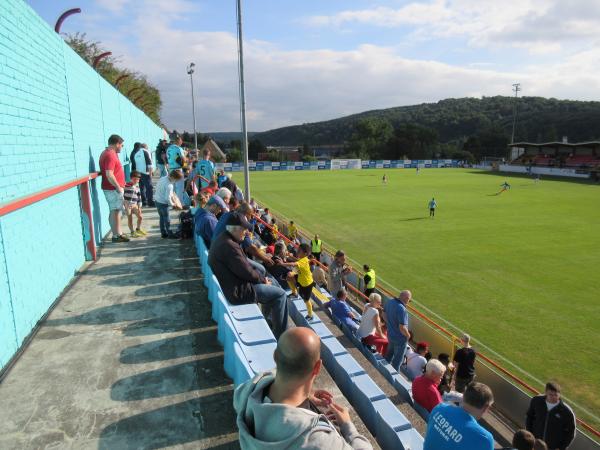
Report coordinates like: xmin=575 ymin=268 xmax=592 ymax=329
xmin=64 ymin=32 xmax=162 ymax=124
xmin=347 ymin=118 xmax=393 ymax=159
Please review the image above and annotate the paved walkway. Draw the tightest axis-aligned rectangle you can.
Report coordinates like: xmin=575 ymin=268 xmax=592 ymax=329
xmin=0 ymin=208 xmax=239 ymax=449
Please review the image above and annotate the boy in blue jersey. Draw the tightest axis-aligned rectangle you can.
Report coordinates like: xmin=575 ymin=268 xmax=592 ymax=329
xmin=424 ymin=382 xmax=495 ymax=450
xmin=166 ymin=135 xmax=185 ymax=202
xmin=194 ymin=148 xmax=215 ymax=189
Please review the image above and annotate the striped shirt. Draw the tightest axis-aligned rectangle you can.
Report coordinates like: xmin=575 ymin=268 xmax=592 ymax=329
xmin=123 ymin=182 xmax=141 ymax=205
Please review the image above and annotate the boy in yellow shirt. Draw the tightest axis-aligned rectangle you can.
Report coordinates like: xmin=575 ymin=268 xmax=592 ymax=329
xmin=283 ymin=243 xmax=316 ymax=321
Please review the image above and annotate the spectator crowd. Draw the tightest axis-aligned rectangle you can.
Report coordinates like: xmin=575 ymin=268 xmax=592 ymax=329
xmin=98 ymin=133 xmax=579 ymax=450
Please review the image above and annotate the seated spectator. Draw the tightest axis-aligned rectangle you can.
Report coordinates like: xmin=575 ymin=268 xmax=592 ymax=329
xmin=234 ymin=327 xmax=372 ymax=449
xmin=208 ymin=215 xmax=288 ymax=338
xmin=509 ymin=429 xmax=536 ymax=450
xmin=328 ymin=289 xmax=359 ymax=332
xmin=215 ymin=187 xmax=232 ymax=210
xmin=526 ymin=381 xmax=576 ymax=450
xmin=412 ymin=359 xmax=446 ymax=412
xmin=200 ymin=180 xmax=218 ymax=196
xmin=424 ymin=382 xmax=495 ymax=450
xmin=311 ymin=261 xmax=327 ymax=288
xmin=437 ymin=352 xmax=454 ymax=394
xmin=452 ymin=333 xmax=476 ymax=393
xmin=267 ymin=242 xmax=293 ymax=289
xmin=357 ymin=293 xmax=388 ymax=355
xmin=249 ymin=197 xmax=258 ymax=210
xmin=194 ymin=195 xmax=227 ymax=248
xmin=406 ymin=341 xmax=430 ymax=380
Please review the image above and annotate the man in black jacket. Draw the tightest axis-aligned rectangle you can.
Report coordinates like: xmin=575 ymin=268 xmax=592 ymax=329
xmin=208 ymin=213 xmax=288 ymax=338
xmin=526 ymin=382 xmax=576 ymax=450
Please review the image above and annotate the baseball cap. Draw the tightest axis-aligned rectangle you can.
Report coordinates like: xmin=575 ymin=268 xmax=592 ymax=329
xmin=227 ymin=212 xmax=253 ymax=231
xmin=207 ymin=195 xmax=228 ymax=211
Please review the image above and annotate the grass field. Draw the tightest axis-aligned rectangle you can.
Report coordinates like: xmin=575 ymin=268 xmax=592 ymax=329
xmin=246 ymin=168 xmax=600 ymax=427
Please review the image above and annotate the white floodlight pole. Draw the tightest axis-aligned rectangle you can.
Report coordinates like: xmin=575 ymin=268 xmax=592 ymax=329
xmin=511 ymin=83 xmax=521 ymax=144
xmin=187 ymin=63 xmax=198 ymax=151
xmin=236 ymin=0 xmax=250 ymax=201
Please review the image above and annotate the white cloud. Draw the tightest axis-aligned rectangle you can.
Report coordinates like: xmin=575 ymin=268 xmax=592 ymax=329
xmin=89 ymin=0 xmax=600 ymax=133
xmin=305 ymin=0 xmax=600 ymax=54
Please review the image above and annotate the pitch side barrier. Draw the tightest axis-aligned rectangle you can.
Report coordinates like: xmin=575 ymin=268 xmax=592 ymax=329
xmin=214 ymin=159 xmax=460 ymax=172
xmin=255 ymin=203 xmax=600 ymax=449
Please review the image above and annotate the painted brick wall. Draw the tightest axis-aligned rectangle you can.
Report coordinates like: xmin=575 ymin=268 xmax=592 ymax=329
xmin=0 ymin=0 xmax=163 ymax=369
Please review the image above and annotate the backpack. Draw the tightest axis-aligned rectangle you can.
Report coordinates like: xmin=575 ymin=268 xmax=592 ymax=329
xmin=178 ymin=211 xmax=194 ymax=239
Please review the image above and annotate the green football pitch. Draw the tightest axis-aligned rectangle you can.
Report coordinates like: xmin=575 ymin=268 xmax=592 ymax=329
xmin=244 ymin=168 xmax=599 ymax=427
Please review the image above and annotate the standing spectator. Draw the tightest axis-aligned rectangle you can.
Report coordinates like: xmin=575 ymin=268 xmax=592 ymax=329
xmin=270 ymin=218 xmax=279 ymax=241
xmin=155 ymin=139 xmax=168 ymax=176
xmin=155 ymin=170 xmax=183 ymax=238
xmin=130 ymin=142 xmax=154 ymax=206
xmin=328 ymin=289 xmax=359 ymax=332
xmin=363 ymin=264 xmax=376 ymax=297
xmin=328 ymin=250 xmax=352 ymax=295
xmin=424 ymin=382 xmax=495 ymax=450
xmin=311 ymin=234 xmax=322 ymax=261
xmin=194 ymin=195 xmax=227 ymax=248
xmin=193 ymin=147 xmax=215 ymax=189
xmin=412 ymin=359 xmax=446 ymax=412
xmin=526 ymin=382 xmax=576 ymax=450
xmin=166 ymin=135 xmax=185 ymax=202
xmin=249 ymin=197 xmax=258 ymax=210
xmin=208 ymin=215 xmax=288 ymax=338
xmin=406 ymin=341 xmax=430 ymax=380
xmin=123 ymin=171 xmax=146 ymax=238
xmin=99 ymin=134 xmax=129 ymax=242
xmin=383 ymin=290 xmax=412 ymax=371
xmin=453 ymin=333 xmax=477 ymax=393
xmin=358 ymin=293 xmax=388 ymax=355
xmin=287 ymin=220 xmax=298 ymax=241
xmin=437 ymin=353 xmax=454 ymax=394
xmin=234 ymin=327 xmax=373 ymax=449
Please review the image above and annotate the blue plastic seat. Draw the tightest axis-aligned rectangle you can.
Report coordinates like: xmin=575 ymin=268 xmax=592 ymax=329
xmin=320 ymin=336 xmax=348 ymax=367
xmin=308 ymin=321 xmax=333 ymax=339
xmin=374 ymin=399 xmax=412 ymax=450
xmin=331 ymin=353 xmax=366 ymax=397
xmin=391 ymin=373 xmax=414 ymax=403
xmin=231 ymin=341 xmax=254 ymax=386
xmin=350 ymin=374 xmax=387 ymax=433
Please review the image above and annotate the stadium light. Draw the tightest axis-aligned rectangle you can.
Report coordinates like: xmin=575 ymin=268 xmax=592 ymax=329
xmin=186 ymin=63 xmax=198 ymax=151
xmin=511 ymin=83 xmax=521 ymax=144
xmin=54 ymin=8 xmax=81 ymax=34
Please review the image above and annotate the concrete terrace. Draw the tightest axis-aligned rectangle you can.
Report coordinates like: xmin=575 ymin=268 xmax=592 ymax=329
xmin=0 ymin=209 xmax=379 ymax=449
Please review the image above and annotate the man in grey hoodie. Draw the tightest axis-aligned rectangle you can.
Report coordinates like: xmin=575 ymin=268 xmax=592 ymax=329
xmin=234 ymin=327 xmax=373 ymax=449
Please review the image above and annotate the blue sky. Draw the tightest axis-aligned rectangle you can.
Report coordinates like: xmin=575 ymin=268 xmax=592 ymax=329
xmin=25 ymin=0 xmax=600 ymax=132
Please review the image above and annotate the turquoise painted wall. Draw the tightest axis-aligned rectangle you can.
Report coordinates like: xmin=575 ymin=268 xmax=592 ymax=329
xmin=0 ymin=0 xmax=163 ymax=370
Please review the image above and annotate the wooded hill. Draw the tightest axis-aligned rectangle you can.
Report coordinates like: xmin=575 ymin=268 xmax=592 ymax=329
xmin=252 ymin=96 xmax=600 ymax=160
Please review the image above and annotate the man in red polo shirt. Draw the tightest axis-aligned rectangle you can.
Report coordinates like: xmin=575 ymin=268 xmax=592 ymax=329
xmin=412 ymin=358 xmax=446 ymax=412
xmin=99 ymin=134 xmax=129 ymax=242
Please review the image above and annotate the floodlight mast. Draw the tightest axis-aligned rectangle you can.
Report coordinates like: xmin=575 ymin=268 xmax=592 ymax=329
xmin=187 ymin=63 xmax=198 ymax=152
xmin=236 ymin=0 xmax=250 ymax=201
xmin=511 ymin=83 xmax=521 ymax=144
